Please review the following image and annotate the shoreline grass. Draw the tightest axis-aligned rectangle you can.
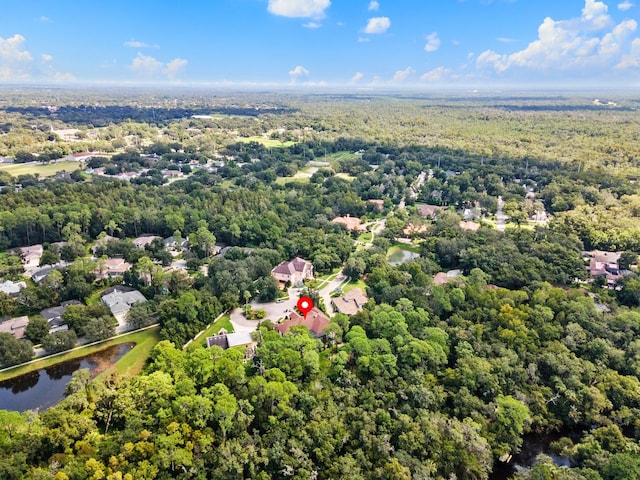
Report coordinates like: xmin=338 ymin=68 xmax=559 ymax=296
xmin=0 ymin=325 xmax=161 ymax=382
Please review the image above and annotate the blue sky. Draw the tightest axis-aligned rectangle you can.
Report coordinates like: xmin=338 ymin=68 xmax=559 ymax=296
xmin=0 ymin=0 xmax=639 ymax=88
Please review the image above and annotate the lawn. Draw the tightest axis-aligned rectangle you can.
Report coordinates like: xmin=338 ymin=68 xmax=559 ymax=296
xmin=275 ymin=175 xmax=311 ymax=185
xmin=0 ymin=325 xmax=161 ymax=382
xmin=188 ymin=314 xmax=233 ymax=349
xmin=343 ymin=278 xmax=367 ymax=293
xmin=100 ymin=326 xmax=162 ymax=379
xmin=0 ymin=161 xmax=84 ymax=177
xmin=335 ymin=173 xmax=356 ymax=182
xmin=236 ymin=136 xmax=296 ymax=148
xmin=390 ymin=241 xmax=421 ymax=253
xmin=357 ymin=232 xmax=373 ymax=243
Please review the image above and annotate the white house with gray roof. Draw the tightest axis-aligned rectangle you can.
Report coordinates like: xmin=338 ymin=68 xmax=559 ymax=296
xmin=101 ymin=288 xmax=146 ymax=317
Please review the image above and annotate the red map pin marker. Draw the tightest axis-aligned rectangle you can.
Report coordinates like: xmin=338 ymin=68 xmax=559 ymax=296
xmin=297 ymin=296 xmax=314 ymax=319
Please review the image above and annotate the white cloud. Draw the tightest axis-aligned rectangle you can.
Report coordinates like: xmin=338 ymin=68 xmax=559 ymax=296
xmin=0 ymin=34 xmax=33 ymax=80
xmin=496 ymin=37 xmax=516 ymax=43
xmin=358 ymin=36 xmax=371 ymax=42
xmin=424 ymin=32 xmax=441 ymax=52
xmin=130 ymin=53 xmax=186 ymax=80
xmin=420 ymin=66 xmax=453 ymax=82
xmin=164 ymin=58 xmax=188 ymax=80
xmin=36 ymin=16 xmax=49 ymax=22
xmin=352 ymin=71 xmax=364 ymax=82
xmin=618 ymin=1 xmax=634 ymax=10
xmin=124 ymin=40 xmax=158 ymax=48
xmin=268 ymin=0 xmax=330 ymax=18
xmin=130 ymin=53 xmax=164 ymax=76
xmin=452 ymin=39 xmax=461 ymax=46
xmin=303 ymin=22 xmax=322 ymax=28
xmin=364 ymin=17 xmax=391 ymax=34
xmin=41 ymin=53 xmax=53 ymax=62
xmin=617 ymin=37 xmax=640 ymax=68
xmin=476 ymin=0 xmax=640 ymax=75
xmin=289 ymin=65 xmax=310 ymax=82
xmin=392 ymin=66 xmax=415 ymax=82
xmin=368 ymin=1 xmax=380 ymax=11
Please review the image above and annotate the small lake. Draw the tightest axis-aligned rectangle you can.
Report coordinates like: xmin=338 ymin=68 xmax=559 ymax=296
xmin=388 ymin=248 xmax=420 ymax=266
xmin=0 ymin=343 xmax=134 ymax=412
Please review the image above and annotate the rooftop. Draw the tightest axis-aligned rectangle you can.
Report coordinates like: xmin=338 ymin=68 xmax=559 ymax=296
xmin=275 ymin=307 xmax=331 ymax=337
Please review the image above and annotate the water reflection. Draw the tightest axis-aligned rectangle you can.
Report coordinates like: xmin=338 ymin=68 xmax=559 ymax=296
xmin=0 ymin=343 xmax=134 ymax=412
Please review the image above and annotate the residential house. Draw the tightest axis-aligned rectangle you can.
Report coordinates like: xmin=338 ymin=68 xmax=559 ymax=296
xmin=164 ymin=236 xmax=188 ymax=251
xmin=433 ymin=270 xmax=463 ymax=286
xmin=416 ymin=204 xmax=445 ymax=220
xmin=132 ymin=235 xmax=161 ymax=250
xmin=274 ymin=307 xmax=331 ymax=339
xmin=0 ymin=316 xmax=29 ymax=339
xmin=332 ymin=288 xmax=368 ymax=316
xmin=433 ymin=272 xmax=450 ymax=286
xmin=271 ymin=257 xmax=314 ymax=287
xmin=459 ymin=221 xmax=480 ymax=232
xmin=584 ymin=250 xmax=630 ymax=288
xmin=32 ymin=263 xmax=68 ymax=284
xmin=0 ymin=280 xmax=26 ymax=297
xmin=19 ymin=244 xmax=43 ymax=270
xmin=101 ymin=288 xmax=146 ymax=317
xmin=331 ymin=215 xmax=365 ymax=232
xmin=461 ymin=203 xmax=482 ymax=221
xmin=92 ymin=235 xmax=116 ymax=254
xmin=40 ymin=300 xmax=82 ymax=332
xmin=95 ymin=257 xmax=132 ymax=280
xmin=206 ymin=331 xmax=257 ymax=356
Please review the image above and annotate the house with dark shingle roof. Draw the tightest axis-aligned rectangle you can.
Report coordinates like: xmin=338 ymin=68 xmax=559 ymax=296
xmin=271 ymin=257 xmax=314 ymax=287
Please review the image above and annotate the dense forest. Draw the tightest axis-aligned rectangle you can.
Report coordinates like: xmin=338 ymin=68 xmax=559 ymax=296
xmin=1 ymin=89 xmax=640 ymax=479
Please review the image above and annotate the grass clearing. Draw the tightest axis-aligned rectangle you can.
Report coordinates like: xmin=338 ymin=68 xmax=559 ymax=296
xmin=275 ymin=176 xmax=310 ymax=185
xmin=343 ymin=278 xmax=367 ymax=293
xmin=335 ymin=172 xmax=356 ymax=182
xmin=357 ymin=232 xmax=373 ymax=243
xmin=0 ymin=325 xmax=161 ymax=382
xmin=236 ymin=136 xmax=296 ymax=148
xmin=188 ymin=314 xmax=233 ymax=349
xmin=390 ymin=242 xmax=421 ymax=253
xmin=105 ymin=326 xmax=162 ymax=378
xmin=0 ymin=161 xmax=84 ymax=177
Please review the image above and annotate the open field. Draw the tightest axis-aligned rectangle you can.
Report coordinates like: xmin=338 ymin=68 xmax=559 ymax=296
xmin=335 ymin=172 xmax=356 ymax=181
xmin=187 ymin=314 xmax=233 ymax=350
xmin=343 ymin=278 xmax=367 ymax=293
xmin=236 ymin=136 xmax=296 ymax=148
xmin=0 ymin=161 xmax=84 ymax=177
xmin=0 ymin=325 xmax=161 ymax=382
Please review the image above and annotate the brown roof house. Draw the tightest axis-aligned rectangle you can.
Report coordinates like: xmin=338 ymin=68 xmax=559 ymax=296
xmin=332 ymin=215 xmax=366 ymax=232
xmin=0 ymin=316 xmax=29 ymax=340
xmin=95 ymin=257 xmax=133 ymax=280
xmin=416 ymin=204 xmax=446 ymax=220
xmin=332 ymin=288 xmax=369 ymax=316
xmin=274 ymin=307 xmax=331 ymax=339
xmin=585 ymin=250 xmax=630 ymax=288
xmin=19 ymin=244 xmax=43 ymax=270
xmin=271 ymin=257 xmax=314 ymax=287
xmin=132 ymin=235 xmax=161 ymax=249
